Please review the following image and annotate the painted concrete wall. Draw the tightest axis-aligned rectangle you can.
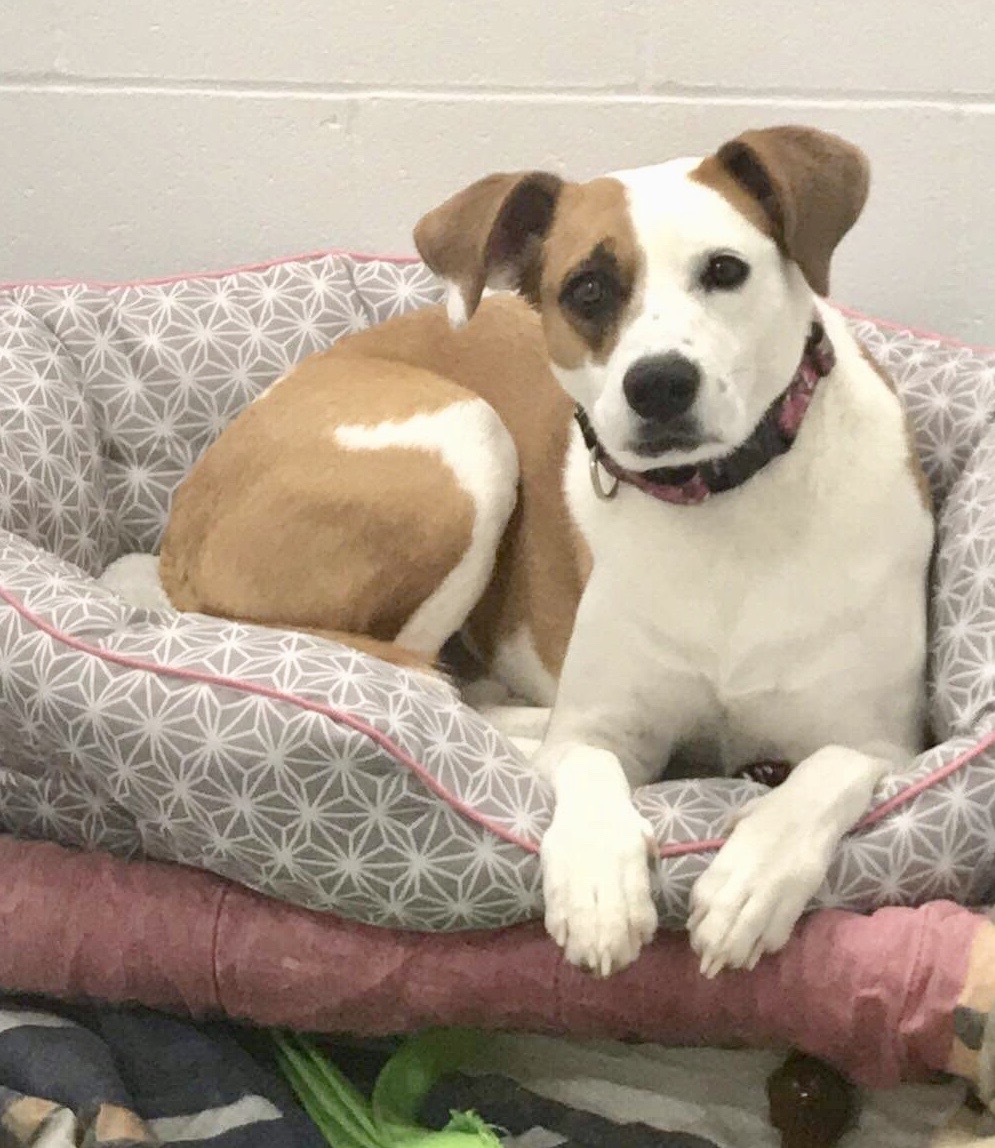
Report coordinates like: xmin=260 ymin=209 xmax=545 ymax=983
xmin=2 ymin=2 xmax=993 ymax=339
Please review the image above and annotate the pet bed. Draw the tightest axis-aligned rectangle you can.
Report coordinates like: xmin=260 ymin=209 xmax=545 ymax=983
xmin=0 ymin=252 xmax=994 ymax=931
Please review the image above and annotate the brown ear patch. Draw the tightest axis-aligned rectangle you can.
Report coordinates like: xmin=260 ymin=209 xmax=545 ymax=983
xmin=539 ymin=176 xmax=644 ymax=369
xmin=413 ymin=171 xmax=563 ymax=321
xmin=701 ymin=126 xmax=870 ymax=296
xmin=691 ymin=154 xmax=777 ymax=241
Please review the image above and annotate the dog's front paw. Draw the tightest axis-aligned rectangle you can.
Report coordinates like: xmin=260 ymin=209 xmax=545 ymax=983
xmin=541 ymin=800 xmax=658 ymax=977
xmin=688 ymin=794 xmax=832 ymax=978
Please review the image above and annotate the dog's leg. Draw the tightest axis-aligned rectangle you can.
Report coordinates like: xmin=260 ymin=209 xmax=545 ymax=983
xmin=375 ymin=400 xmax=519 ymax=656
xmin=536 ymin=736 xmax=661 ymax=976
xmin=469 ymin=702 xmax=550 ymax=759
xmin=688 ymin=744 xmax=905 ymax=977
xmin=532 ymin=586 xmax=704 ymax=976
xmin=477 ymin=703 xmax=550 ymax=741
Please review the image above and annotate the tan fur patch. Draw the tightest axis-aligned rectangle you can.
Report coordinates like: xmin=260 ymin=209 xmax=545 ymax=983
xmin=337 ymin=295 xmax=590 ymax=679
xmin=858 ymin=343 xmax=933 ymax=512
xmin=160 ymin=352 xmax=476 ymax=660
xmin=161 ymin=296 xmax=589 ymax=682
xmin=690 ymin=155 xmax=777 ymax=239
xmin=540 ymin=177 xmax=644 ymax=370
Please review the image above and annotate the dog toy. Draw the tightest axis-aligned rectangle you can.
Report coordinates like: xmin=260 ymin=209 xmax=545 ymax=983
xmin=273 ymin=1028 xmax=501 ymax=1148
xmin=767 ymin=1051 xmax=860 ymax=1147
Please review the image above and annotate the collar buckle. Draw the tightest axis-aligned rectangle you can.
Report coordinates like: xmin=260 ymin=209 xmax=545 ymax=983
xmin=589 ymin=447 xmax=619 ymax=501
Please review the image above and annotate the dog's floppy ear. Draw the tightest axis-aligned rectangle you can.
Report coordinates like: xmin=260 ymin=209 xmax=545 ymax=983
xmin=414 ymin=171 xmax=564 ymax=326
xmin=714 ymin=126 xmax=870 ymax=296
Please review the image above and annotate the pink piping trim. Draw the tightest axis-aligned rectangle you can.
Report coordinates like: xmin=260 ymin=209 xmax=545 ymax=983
xmin=657 ymin=727 xmax=995 ymax=857
xmin=0 ymin=584 xmax=539 ymax=857
xmin=833 ymin=301 xmax=995 ymax=356
xmin=0 ymin=246 xmax=421 ymax=294
xmin=2 ymin=582 xmax=991 ymax=863
xmin=858 ymin=726 xmax=995 ymax=824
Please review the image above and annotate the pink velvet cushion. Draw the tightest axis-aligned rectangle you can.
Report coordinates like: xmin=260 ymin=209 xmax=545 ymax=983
xmin=0 ymin=833 xmax=981 ymax=1090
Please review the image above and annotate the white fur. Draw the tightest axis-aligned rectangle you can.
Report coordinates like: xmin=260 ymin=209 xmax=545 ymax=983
xmin=461 ymin=676 xmax=515 ymax=709
xmin=445 ymin=282 xmax=469 ymax=328
xmin=508 ymin=732 xmax=543 ymax=757
xmin=531 ymin=163 xmax=934 ymax=976
xmin=462 ymin=683 xmax=549 ymax=758
xmin=688 ymin=744 xmax=894 ymax=977
xmin=553 ymin=158 xmax=812 ymax=474
xmin=537 ymin=741 xmax=659 ymax=976
xmin=98 ymin=553 xmax=174 ymax=611
xmin=445 ymin=276 xmax=521 ymax=332
xmin=334 ymin=399 xmax=519 ymax=655
xmin=477 ymin=703 xmax=551 ymax=743
xmin=491 ymin=626 xmax=558 ymax=707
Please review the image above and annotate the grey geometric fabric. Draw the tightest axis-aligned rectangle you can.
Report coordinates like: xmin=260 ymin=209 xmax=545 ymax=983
xmin=0 ymin=253 xmax=993 ymax=930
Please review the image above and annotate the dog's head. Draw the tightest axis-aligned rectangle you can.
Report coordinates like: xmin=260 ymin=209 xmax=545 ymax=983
xmin=415 ymin=126 xmax=869 ymax=470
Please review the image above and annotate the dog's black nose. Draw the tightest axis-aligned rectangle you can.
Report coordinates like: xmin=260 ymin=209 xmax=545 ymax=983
xmin=622 ymin=353 xmax=701 ymax=422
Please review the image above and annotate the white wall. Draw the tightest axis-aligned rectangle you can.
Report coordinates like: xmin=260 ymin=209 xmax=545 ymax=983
xmin=2 ymin=2 xmax=994 ymax=340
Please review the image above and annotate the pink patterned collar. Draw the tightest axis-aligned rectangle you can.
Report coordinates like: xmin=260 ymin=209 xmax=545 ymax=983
xmin=574 ymin=320 xmax=836 ymax=506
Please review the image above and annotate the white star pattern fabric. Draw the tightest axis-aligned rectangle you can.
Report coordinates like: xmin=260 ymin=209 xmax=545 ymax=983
xmin=0 ymin=253 xmax=993 ymax=930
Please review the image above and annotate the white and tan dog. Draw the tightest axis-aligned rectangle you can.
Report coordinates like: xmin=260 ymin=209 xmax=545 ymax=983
xmin=134 ymin=126 xmax=934 ymax=979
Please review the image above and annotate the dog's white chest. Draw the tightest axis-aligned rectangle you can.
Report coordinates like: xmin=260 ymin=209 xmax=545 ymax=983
xmin=561 ymin=365 xmax=932 ymax=771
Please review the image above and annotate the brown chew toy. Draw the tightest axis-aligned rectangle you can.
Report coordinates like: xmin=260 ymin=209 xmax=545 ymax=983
xmin=767 ymin=1051 xmax=860 ymax=1147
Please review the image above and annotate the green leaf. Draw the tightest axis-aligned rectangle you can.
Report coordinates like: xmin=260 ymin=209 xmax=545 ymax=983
xmin=274 ymin=1032 xmax=382 ymax=1148
xmin=273 ymin=1029 xmax=502 ymax=1148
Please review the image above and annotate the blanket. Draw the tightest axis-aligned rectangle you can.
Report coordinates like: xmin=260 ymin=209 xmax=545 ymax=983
xmin=428 ymin=1039 xmax=973 ymax=1147
xmin=2 ymin=1004 xmax=992 ymax=1147
xmin=0 ymin=1003 xmax=323 ymax=1147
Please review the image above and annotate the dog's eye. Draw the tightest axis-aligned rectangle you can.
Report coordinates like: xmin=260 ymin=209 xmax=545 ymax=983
xmin=700 ymin=253 xmax=750 ymax=292
xmin=561 ymin=271 xmax=617 ymax=320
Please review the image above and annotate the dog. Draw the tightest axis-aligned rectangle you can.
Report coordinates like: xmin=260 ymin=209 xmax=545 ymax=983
xmin=142 ymin=125 xmax=934 ymax=979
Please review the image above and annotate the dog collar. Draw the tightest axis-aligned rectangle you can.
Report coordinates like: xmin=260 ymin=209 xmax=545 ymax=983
xmin=574 ymin=320 xmax=836 ymax=505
